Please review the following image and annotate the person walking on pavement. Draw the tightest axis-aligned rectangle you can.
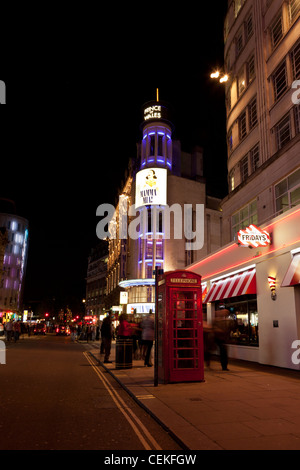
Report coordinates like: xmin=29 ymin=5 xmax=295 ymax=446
xmin=117 ymin=314 xmax=132 ymax=339
xmin=141 ymin=312 xmax=155 ymax=367
xmin=13 ymin=321 xmax=21 ymax=342
xmin=213 ymin=309 xmax=236 ymax=371
xmin=100 ymin=312 xmax=113 ymax=363
xmin=5 ymin=320 xmax=13 ymax=342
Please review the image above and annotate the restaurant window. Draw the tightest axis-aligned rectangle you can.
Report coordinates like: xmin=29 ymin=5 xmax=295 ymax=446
xmin=216 ymin=296 xmax=258 ymax=346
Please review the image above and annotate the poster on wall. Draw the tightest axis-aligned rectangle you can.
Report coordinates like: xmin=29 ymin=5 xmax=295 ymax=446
xmin=135 ymin=168 xmax=167 ymax=209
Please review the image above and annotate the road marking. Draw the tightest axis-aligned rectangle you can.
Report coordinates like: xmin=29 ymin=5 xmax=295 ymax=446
xmin=84 ymin=352 xmax=162 ymax=451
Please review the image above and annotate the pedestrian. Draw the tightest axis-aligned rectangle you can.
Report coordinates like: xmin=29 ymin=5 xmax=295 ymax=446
xmin=100 ymin=312 xmax=113 ymax=363
xmin=70 ymin=325 xmax=77 ymax=342
xmin=13 ymin=321 xmax=21 ymax=342
xmin=203 ymin=322 xmax=214 ymax=369
xmin=141 ymin=312 xmax=155 ymax=367
xmin=117 ymin=314 xmax=132 ymax=339
xmin=5 ymin=319 xmax=13 ymax=342
xmin=213 ymin=309 xmax=235 ymax=371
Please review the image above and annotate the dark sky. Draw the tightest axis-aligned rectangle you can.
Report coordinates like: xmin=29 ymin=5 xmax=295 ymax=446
xmin=0 ymin=3 xmax=228 ymax=308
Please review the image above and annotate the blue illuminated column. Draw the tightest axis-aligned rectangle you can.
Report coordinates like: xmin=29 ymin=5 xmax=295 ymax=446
xmin=141 ymin=100 xmax=173 ymax=171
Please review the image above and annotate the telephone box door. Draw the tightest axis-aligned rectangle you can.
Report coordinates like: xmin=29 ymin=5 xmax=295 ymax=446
xmin=169 ymin=287 xmax=204 ymax=382
xmin=158 ymin=271 xmax=204 ymax=383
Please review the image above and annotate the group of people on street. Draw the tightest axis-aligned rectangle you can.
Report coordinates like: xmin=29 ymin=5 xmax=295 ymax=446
xmin=2 ymin=320 xmax=22 ymax=342
xmin=100 ymin=312 xmax=155 ymax=366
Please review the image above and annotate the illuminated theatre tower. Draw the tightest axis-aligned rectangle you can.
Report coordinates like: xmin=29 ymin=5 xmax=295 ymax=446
xmin=115 ymin=93 xmax=223 ymax=315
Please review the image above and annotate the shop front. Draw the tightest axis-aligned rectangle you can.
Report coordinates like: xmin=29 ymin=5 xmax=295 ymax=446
xmin=187 ymin=207 xmax=300 ymax=370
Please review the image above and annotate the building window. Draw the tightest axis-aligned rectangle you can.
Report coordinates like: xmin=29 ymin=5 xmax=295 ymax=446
xmin=240 ymin=156 xmax=248 ymax=183
xmin=149 ymin=135 xmax=155 ymax=156
xmin=250 ymin=143 xmax=260 ymax=173
xmin=275 ymin=168 xmax=300 ymax=214
xmin=236 ymin=27 xmax=244 ymax=58
xmin=247 ymin=54 xmax=256 ymax=83
xmin=239 ymin=110 xmax=247 ymax=140
xmin=274 ymin=113 xmax=291 ymax=150
xmin=228 ymin=127 xmax=233 ymax=153
xmin=289 ymin=0 xmax=300 ymax=22
xmin=270 ymin=13 xmax=283 ymax=49
xmin=238 ymin=66 xmax=246 ymax=97
xmin=248 ymin=97 xmax=258 ymax=129
xmin=235 ymin=0 xmax=245 ymax=18
xmin=245 ymin=13 xmax=253 ymax=42
xmin=232 ymin=200 xmax=258 ymax=239
xmin=291 ymin=41 xmax=300 ymax=80
xmin=295 ymin=105 xmax=300 ymax=134
xmin=145 ymin=238 xmax=153 ymax=259
xmin=272 ymin=61 xmax=288 ymax=101
xmin=158 ymin=134 xmax=163 ymax=156
xmin=229 ymin=169 xmax=235 ymax=192
xmin=216 ymin=297 xmax=258 ymax=346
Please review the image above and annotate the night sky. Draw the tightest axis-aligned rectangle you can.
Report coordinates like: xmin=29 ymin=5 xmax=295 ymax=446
xmin=1 ymin=3 xmax=228 ymax=313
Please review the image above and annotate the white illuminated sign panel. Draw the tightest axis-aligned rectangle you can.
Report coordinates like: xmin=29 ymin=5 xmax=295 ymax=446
xmin=135 ymin=168 xmax=167 ymax=208
xmin=144 ymin=105 xmax=161 ymax=121
xmin=120 ymin=292 xmax=128 ymax=305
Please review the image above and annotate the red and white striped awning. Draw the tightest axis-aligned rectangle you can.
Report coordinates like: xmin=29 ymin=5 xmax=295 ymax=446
xmin=281 ymin=253 xmax=300 ymax=287
xmin=204 ymin=268 xmax=256 ymax=303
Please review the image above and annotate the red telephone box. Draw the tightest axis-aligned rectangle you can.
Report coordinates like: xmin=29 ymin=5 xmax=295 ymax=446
xmin=157 ymin=270 xmax=204 ymax=383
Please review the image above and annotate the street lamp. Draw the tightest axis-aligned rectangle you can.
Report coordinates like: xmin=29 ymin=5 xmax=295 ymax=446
xmin=210 ymin=69 xmax=229 ymax=84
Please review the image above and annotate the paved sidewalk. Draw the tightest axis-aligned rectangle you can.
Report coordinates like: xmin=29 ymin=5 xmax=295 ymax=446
xmin=83 ymin=340 xmax=300 ymax=450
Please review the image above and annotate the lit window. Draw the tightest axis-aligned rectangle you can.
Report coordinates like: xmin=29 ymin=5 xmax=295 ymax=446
xmin=238 ymin=67 xmax=246 ymax=97
xmin=11 ymin=221 xmax=17 ymax=231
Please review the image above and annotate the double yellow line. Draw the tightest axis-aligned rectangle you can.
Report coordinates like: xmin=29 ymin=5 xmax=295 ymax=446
xmin=84 ymin=352 xmax=162 ymax=451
